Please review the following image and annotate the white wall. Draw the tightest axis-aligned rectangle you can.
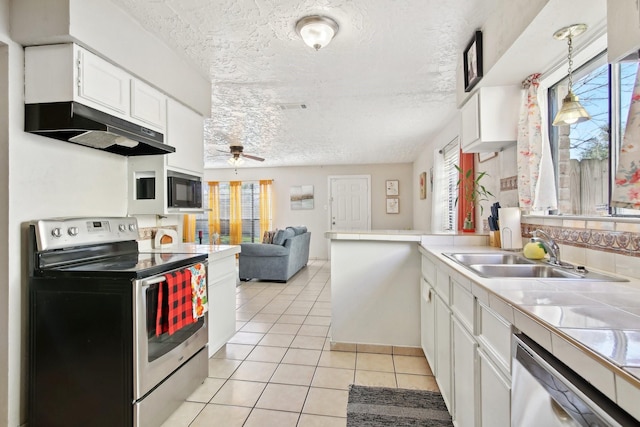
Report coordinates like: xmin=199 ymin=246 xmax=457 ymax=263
xmin=1 ymin=2 xmax=204 ymax=424
xmin=205 ymin=163 xmax=414 ymax=259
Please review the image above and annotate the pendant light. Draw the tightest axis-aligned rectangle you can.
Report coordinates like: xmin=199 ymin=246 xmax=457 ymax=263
xmin=296 ymin=15 xmax=339 ymax=51
xmin=552 ymin=24 xmax=591 ymax=126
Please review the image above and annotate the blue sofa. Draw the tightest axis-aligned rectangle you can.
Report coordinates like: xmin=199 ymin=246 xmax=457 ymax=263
xmin=239 ymin=226 xmax=311 ymax=282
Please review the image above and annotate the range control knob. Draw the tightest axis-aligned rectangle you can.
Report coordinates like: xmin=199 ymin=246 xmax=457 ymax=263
xmin=128 ymin=224 xmax=137 ymax=232
xmin=118 ymin=224 xmax=127 ymax=232
xmin=68 ymin=227 xmax=79 ymax=236
xmin=51 ymin=228 xmax=62 ymax=238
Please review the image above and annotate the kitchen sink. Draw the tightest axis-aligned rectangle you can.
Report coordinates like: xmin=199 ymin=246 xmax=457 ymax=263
xmin=445 ymin=253 xmax=535 ymax=265
xmin=469 ymin=264 xmax=580 ymax=279
xmin=443 ymin=252 xmax=628 ymax=282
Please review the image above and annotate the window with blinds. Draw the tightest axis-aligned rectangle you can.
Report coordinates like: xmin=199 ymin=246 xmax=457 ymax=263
xmin=195 ymin=181 xmax=264 ymax=244
xmin=442 ymin=138 xmax=459 ymax=231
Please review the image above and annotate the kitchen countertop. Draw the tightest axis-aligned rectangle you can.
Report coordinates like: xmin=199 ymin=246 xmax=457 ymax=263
xmin=325 ymin=229 xmax=487 ymax=244
xmin=146 ymin=243 xmax=240 ymax=261
xmin=420 ymin=244 xmax=640 ymax=410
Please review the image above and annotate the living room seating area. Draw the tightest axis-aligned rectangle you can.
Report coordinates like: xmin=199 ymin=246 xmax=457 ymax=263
xmin=239 ymin=226 xmax=311 ymax=282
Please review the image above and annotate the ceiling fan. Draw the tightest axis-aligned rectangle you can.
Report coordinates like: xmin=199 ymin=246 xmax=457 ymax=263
xmin=217 ymin=143 xmax=265 ymax=166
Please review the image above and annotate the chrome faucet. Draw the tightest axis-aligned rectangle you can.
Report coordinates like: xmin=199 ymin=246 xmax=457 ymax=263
xmin=531 ymin=229 xmax=561 ymax=265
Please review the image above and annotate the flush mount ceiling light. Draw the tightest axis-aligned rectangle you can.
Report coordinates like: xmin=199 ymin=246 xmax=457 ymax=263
xmin=552 ymin=23 xmax=591 ymax=126
xmin=296 ymin=15 xmax=339 ymax=51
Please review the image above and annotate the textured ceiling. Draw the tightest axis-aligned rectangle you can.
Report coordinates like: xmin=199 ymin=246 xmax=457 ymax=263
xmin=110 ymin=0 xmax=499 ymax=169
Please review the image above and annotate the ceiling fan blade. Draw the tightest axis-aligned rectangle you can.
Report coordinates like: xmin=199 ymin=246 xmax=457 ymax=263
xmin=215 ymin=148 xmax=230 ymax=153
xmin=243 ymin=153 xmax=265 ymax=162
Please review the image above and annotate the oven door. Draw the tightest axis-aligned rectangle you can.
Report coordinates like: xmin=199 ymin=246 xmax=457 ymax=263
xmin=133 ymin=266 xmax=208 ymax=400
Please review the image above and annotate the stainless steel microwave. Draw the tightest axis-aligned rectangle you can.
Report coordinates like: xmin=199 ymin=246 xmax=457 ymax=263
xmin=167 ymin=171 xmax=202 ymax=209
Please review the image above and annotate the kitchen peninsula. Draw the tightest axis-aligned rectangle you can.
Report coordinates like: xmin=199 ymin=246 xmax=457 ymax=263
xmin=325 ymin=230 xmax=486 ymax=348
xmin=327 ymin=229 xmax=640 ymax=423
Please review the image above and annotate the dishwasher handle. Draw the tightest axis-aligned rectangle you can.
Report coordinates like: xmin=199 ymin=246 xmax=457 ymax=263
xmin=514 ymin=334 xmax=637 ymax=427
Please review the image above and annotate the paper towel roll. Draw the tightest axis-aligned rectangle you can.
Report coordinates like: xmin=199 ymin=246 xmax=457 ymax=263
xmin=498 ymin=207 xmax=523 ymax=250
xmin=154 ymin=229 xmax=178 ymax=248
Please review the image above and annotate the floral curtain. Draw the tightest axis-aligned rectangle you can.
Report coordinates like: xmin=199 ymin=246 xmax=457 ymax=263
xmin=517 ymin=73 xmax=557 ymax=212
xmin=612 ymin=61 xmax=640 ymax=209
xmin=229 ymin=181 xmax=243 ymax=245
xmin=259 ymin=180 xmax=273 ymax=238
xmin=208 ymin=181 xmax=220 ymax=243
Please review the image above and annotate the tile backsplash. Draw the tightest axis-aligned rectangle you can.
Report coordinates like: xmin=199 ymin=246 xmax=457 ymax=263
xmin=521 ymin=216 xmax=640 ymax=280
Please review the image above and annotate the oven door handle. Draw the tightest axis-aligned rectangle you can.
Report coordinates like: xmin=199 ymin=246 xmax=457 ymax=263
xmin=140 ymin=276 xmax=166 ymax=288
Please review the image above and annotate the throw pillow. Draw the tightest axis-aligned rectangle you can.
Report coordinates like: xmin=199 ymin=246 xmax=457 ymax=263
xmin=273 ymin=228 xmax=295 ymax=245
xmin=287 ymin=226 xmax=308 ymax=236
xmin=262 ymin=230 xmax=276 ymax=244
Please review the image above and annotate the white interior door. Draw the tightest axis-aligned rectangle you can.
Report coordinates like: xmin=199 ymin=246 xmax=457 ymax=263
xmin=328 ymin=175 xmax=371 ymax=231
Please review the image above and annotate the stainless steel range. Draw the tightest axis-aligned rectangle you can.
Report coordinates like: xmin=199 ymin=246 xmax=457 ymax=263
xmin=27 ymin=217 xmax=208 ymax=427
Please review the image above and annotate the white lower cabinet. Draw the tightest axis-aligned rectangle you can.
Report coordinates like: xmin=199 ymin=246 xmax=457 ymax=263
xmin=420 ymin=278 xmax=436 ymax=369
xmin=435 ymin=293 xmax=453 ymax=412
xmin=478 ymin=348 xmax=511 ymax=427
xmin=453 ymin=317 xmax=478 ymax=427
xmin=420 ymin=252 xmax=513 ymax=426
xmin=207 ymin=255 xmax=237 ymax=357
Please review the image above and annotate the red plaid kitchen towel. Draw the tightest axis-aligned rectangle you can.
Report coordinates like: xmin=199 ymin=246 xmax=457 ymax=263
xmin=156 ymin=269 xmax=194 ymax=336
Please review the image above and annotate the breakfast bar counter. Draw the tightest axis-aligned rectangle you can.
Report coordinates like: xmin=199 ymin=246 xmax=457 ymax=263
xmin=325 ymin=230 xmax=487 ymax=348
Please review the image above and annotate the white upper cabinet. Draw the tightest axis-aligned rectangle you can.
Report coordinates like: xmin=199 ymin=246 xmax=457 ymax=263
xmin=77 ymin=47 xmax=131 ymax=116
xmin=460 ymin=86 xmax=521 ymax=153
xmin=131 ymin=80 xmax=167 ymax=131
xmin=166 ymin=99 xmax=204 ymax=174
xmin=607 ymin=0 xmax=640 ymax=62
xmin=25 ymin=43 xmax=166 ymax=133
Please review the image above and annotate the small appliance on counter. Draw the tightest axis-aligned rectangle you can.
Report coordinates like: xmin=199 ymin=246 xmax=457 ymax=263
xmin=498 ymin=207 xmax=523 ymax=250
xmin=154 ymin=228 xmax=179 ymax=248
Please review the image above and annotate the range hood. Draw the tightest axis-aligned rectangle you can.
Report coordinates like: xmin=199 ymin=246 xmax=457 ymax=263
xmin=24 ymin=102 xmax=176 ymax=156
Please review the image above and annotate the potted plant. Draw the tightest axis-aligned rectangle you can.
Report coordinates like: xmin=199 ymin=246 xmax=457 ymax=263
xmin=454 ymin=165 xmax=494 ymax=232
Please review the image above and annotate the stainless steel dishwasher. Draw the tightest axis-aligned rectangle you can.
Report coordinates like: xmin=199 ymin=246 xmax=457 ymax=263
xmin=511 ymin=333 xmax=639 ymax=427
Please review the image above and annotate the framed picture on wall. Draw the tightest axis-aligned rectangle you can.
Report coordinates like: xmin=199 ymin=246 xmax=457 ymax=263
xmin=386 ymin=198 xmax=399 ymax=214
xmin=464 ymin=30 xmax=483 ymax=92
xmin=386 ymin=180 xmax=399 ymax=196
xmin=419 ymin=172 xmax=427 ymax=199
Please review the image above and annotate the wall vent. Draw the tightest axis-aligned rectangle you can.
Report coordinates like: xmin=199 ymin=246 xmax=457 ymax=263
xmin=277 ymin=103 xmax=307 ymax=110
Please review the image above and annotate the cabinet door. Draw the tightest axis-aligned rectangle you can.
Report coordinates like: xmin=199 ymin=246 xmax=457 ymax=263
xmin=420 ymin=279 xmax=436 ymax=369
xmin=435 ymin=294 xmax=453 ymax=412
xmin=478 ymin=348 xmax=511 ymax=427
xmin=166 ymin=99 xmax=204 ymax=174
xmin=453 ymin=317 xmax=477 ymax=427
xmin=208 ymin=257 xmax=238 ymax=356
xmin=131 ymin=79 xmax=167 ymax=131
xmin=477 ymin=301 xmax=512 ymax=375
xmin=77 ymin=47 xmax=130 ymax=116
xmin=461 ymin=92 xmax=480 ymax=150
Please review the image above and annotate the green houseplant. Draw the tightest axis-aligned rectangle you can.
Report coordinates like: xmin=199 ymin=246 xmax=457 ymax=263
xmin=454 ymin=165 xmax=494 ymax=231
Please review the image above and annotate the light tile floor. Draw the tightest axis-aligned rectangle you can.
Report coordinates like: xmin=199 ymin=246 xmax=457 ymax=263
xmin=161 ymin=259 xmax=438 ymax=427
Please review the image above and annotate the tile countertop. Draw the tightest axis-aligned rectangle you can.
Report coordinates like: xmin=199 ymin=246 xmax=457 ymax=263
xmin=324 ymin=229 xmax=487 ymax=244
xmin=146 ymin=243 xmax=240 ymax=261
xmin=420 ymin=244 xmax=640 ymax=408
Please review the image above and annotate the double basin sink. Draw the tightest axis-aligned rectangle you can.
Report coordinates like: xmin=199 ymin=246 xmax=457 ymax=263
xmin=443 ymin=252 xmax=627 ymax=282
